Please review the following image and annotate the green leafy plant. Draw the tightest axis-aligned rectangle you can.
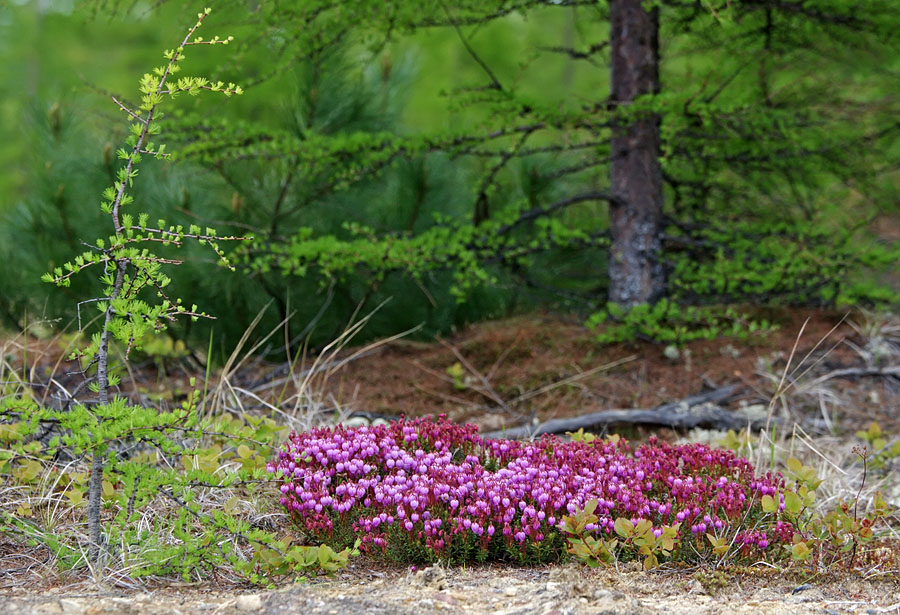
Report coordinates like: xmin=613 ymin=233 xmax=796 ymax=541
xmin=717 ymin=427 xmax=755 ymax=457
xmin=38 ymin=6 xmax=243 ymax=563
xmin=446 ymin=362 xmax=468 ymax=390
xmin=560 ymin=502 xmax=680 ymax=571
xmin=855 ymin=422 xmax=900 ymax=470
xmin=560 ymin=499 xmax=618 ymax=568
xmin=0 ymin=8 xmax=355 ymax=584
xmin=560 ymin=449 xmax=896 ymax=572
xmin=748 ymin=451 xmax=892 ymax=569
xmin=588 ymin=298 xmax=775 ymax=345
xmin=0 ymin=381 xmax=356 ymax=583
xmin=666 ymin=220 xmax=900 ymax=309
xmin=613 ymin=517 xmax=681 ymax=570
xmin=799 ymin=447 xmax=892 ymax=569
xmin=242 ymin=539 xmax=360 ymax=585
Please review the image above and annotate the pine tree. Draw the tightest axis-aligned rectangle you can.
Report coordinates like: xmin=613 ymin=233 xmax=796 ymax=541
xmin=609 ymin=0 xmax=665 ymax=307
xmin=208 ymin=0 xmax=896 ymax=311
xmin=4 ymin=1 xmax=898 ymax=346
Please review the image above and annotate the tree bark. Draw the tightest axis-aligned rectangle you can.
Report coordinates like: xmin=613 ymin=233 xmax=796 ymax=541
xmin=608 ymin=0 xmax=665 ymax=307
xmin=87 ymin=261 xmax=126 ymax=564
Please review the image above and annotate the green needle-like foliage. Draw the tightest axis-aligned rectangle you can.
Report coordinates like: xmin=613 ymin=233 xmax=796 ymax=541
xmin=37 ymin=6 xmax=246 ymax=567
xmin=1 ymin=8 xmax=356 ymax=583
xmin=1 ymin=0 xmax=897 ymax=350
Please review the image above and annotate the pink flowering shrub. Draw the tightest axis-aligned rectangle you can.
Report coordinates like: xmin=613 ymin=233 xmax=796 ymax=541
xmin=268 ymin=416 xmax=789 ymax=564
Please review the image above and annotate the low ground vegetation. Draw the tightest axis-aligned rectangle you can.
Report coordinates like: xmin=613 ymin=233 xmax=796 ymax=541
xmin=271 ymin=416 xmax=785 ymax=566
xmin=0 ymin=2 xmax=897 ymax=602
xmin=0 ymin=313 xmax=898 ymax=588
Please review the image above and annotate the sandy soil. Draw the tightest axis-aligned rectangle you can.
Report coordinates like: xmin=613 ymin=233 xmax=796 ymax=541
xmin=3 ymin=563 xmax=898 ymax=615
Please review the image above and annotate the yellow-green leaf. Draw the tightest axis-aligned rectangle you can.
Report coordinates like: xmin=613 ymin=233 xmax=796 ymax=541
xmin=614 ymin=517 xmax=634 ymax=538
xmin=224 ymin=496 xmax=240 ymax=515
xmin=791 ymin=541 xmax=811 ymax=561
xmin=66 ymin=489 xmax=84 ymax=506
xmin=784 ymin=491 xmax=802 ymax=515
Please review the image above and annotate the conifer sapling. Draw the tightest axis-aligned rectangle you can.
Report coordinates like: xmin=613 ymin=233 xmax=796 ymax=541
xmin=42 ymin=7 xmax=245 ymax=563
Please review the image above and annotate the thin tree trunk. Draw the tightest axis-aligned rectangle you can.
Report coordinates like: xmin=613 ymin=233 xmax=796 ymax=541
xmin=87 ymin=261 xmax=126 ymax=563
xmin=608 ymin=0 xmax=665 ymax=307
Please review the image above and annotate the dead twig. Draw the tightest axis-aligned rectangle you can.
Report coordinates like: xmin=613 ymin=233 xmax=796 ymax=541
xmin=806 ymin=366 xmax=899 ymax=387
xmin=510 ymin=355 xmax=638 ymax=405
xmin=436 ymin=337 xmax=514 ymax=417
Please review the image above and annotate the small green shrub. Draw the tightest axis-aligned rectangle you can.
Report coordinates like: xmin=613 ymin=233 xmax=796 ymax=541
xmin=588 ymin=298 xmax=775 ymax=345
xmin=0 ymin=8 xmax=353 ymax=584
xmin=0 ymin=388 xmax=355 ymax=584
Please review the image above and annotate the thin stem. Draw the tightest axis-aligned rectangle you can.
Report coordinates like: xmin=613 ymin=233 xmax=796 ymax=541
xmin=110 ymin=14 xmax=209 ymax=232
xmin=87 ymin=260 xmax=126 ymax=563
xmin=87 ymin=11 xmax=213 ymax=565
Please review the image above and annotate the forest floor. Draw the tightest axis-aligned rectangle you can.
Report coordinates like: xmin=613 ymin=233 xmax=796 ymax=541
xmin=1 ymin=307 xmax=899 ymax=613
xmin=319 ymin=307 xmax=899 ymax=436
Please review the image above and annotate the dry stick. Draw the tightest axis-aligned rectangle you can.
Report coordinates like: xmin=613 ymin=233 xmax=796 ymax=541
xmin=411 ymin=382 xmax=480 ymax=408
xmin=782 ymin=313 xmax=850 ymax=397
xmin=206 ymin=302 xmax=280 ymax=417
xmin=406 ymin=359 xmax=515 ymax=418
xmin=408 ymin=359 xmax=463 ymax=386
xmin=230 ymin=385 xmax=314 ymax=431
xmin=485 ymin=331 xmax=523 ymax=382
xmin=482 ymin=385 xmax=744 ymax=439
xmin=807 ymin=366 xmax=899 ymax=386
xmin=412 ymin=355 xmax=636 ymax=415
xmin=510 ymin=355 xmax=637 ymax=405
xmin=321 ymin=323 xmax=422 ymax=387
xmin=763 ymin=314 xmax=849 ymax=455
xmin=45 ymin=458 xmax=82 ymax=534
xmin=783 ymin=336 xmax=848 ymax=394
xmin=293 ymin=300 xmax=388 ymax=398
xmin=790 ymin=423 xmax=849 ymax=476
xmin=229 ymin=300 xmax=420 ymax=427
xmin=224 ymin=377 xmax=248 ymax=416
xmin=767 ymin=317 xmax=810 ymax=429
xmin=436 ymin=337 xmax=513 ymax=416
xmin=287 ymin=313 xmax=420 ymax=424
xmin=276 ymin=339 xmax=307 ymax=408
xmin=253 ymin=346 xmax=385 ymax=395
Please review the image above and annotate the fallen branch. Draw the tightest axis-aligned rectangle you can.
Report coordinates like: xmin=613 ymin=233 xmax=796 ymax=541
xmin=807 ymin=365 xmax=899 ymax=387
xmin=482 ymin=385 xmax=758 ymax=439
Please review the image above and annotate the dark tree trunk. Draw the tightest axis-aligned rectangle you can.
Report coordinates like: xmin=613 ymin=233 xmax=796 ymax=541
xmin=608 ymin=0 xmax=665 ymax=307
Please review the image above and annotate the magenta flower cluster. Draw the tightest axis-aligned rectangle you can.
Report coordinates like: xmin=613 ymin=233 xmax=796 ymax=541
xmin=268 ymin=416 xmax=787 ymax=562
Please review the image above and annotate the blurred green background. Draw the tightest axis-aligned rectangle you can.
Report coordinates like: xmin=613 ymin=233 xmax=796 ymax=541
xmin=0 ymin=2 xmax=604 ymax=353
xmin=1 ymin=1 xmax=897 ymax=361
